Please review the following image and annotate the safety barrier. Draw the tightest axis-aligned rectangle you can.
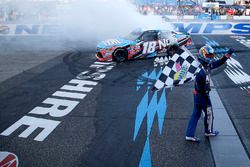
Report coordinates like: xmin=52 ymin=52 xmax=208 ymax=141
xmin=164 ymin=15 xmax=250 ymax=21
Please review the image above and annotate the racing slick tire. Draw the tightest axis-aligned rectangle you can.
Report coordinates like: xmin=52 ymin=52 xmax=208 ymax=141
xmin=113 ymin=48 xmax=128 ymax=62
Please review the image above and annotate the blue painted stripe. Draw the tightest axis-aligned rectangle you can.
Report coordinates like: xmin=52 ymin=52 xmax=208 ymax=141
xmin=136 ymin=69 xmax=164 ymax=91
xmin=214 ymin=40 xmax=219 ymax=46
xmin=148 ymin=69 xmax=157 ymax=80
xmin=157 ymin=68 xmax=163 ymax=79
xmin=142 ymin=72 xmax=149 ymax=78
xmin=133 ymin=90 xmax=149 ymax=141
xmin=136 ymin=79 xmax=145 ymax=91
xmin=139 ymin=137 xmax=152 ymax=167
xmin=203 ymin=36 xmax=209 ymax=40
xmin=134 ymin=69 xmax=168 ymax=167
xmin=134 ymin=88 xmax=168 ymax=140
xmin=147 ymin=91 xmax=158 ymax=136
xmin=157 ymin=89 xmax=167 ymax=135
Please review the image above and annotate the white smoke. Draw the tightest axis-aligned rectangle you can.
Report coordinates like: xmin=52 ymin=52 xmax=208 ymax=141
xmin=0 ymin=0 xmax=175 ymax=49
xmin=59 ymin=0 xmax=174 ymax=41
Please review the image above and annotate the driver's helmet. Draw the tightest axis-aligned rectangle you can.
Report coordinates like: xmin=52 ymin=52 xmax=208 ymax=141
xmin=198 ymin=45 xmax=215 ymax=64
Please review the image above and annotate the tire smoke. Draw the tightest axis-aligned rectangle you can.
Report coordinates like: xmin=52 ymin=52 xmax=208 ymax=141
xmin=60 ymin=0 xmax=174 ymax=42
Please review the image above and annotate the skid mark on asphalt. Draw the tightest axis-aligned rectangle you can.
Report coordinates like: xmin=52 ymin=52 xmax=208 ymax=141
xmin=0 ymin=49 xmax=117 ymax=143
xmin=133 ymin=68 xmax=167 ymax=167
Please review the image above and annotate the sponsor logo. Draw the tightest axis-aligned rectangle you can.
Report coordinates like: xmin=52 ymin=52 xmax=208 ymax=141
xmin=175 ymin=62 xmax=181 ymax=71
xmin=142 ymin=39 xmax=174 ymax=54
xmin=172 ymin=22 xmax=250 ymax=35
xmin=0 ymin=62 xmax=115 ymax=141
xmin=0 ymin=24 xmax=61 ymax=36
xmin=103 ymin=39 xmax=121 ymax=46
xmin=0 ymin=151 xmax=18 ymax=167
xmin=174 ymin=63 xmax=188 ymax=80
xmin=0 ymin=23 xmax=249 ymax=36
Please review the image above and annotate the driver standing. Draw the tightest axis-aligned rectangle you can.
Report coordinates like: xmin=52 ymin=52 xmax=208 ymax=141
xmin=185 ymin=45 xmax=234 ymax=142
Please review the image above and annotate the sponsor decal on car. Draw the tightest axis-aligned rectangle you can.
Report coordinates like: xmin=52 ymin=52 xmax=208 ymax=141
xmin=142 ymin=39 xmax=173 ymax=54
xmin=103 ymin=39 xmax=121 ymax=46
xmin=0 ymin=151 xmax=18 ymax=167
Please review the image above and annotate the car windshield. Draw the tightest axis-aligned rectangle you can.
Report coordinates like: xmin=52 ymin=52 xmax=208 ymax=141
xmin=125 ymin=30 xmax=143 ymax=41
xmin=159 ymin=31 xmax=172 ymax=39
xmin=141 ymin=31 xmax=158 ymax=41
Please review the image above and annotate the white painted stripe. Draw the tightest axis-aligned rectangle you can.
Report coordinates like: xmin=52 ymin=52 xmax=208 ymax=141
xmin=90 ymin=64 xmax=105 ymax=68
xmin=227 ymin=57 xmax=243 ymax=69
xmin=0 ymin=62 xmax=116 ymax=142
xmin=236 ymin=39 xmax=250 ymax=49
xmin=1 ymin=116 xmax=60 ymax=141
xmin=209 ymin=80 xmax=250 ymax=167
xmin=93 ymin=61 xmax=114 ymax=65
xmin=61 ymin=79 xmax=97 ymax=92
xmin=52 ymin=91 xmax=86 ymax=99
xmin=225 ymin=67 xmax=250 ymax=85
xmin=29 ymin=98 xmax=79 ymax=117
xmin=18 ymin=125 xmax=38 ymax=138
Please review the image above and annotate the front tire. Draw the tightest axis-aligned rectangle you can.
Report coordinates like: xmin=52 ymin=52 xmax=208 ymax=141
xmin=113 ymin=48 xmax=128 ymax=62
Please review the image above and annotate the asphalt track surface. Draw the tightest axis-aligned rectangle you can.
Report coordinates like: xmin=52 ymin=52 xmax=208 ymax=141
xmin=0 ymin=35 xmax=250 ymax=167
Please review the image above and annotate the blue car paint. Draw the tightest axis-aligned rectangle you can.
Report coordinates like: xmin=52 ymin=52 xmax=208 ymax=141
xmin=96 ymin=31 xmax=190 ymax=61
xmin=97 ymin=37 xmax=137 ymax=49
xmin=97 ymin=33 xmax=189 ymax=49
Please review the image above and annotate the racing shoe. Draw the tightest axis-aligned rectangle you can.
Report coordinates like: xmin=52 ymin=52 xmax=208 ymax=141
xmin=204 ymin=131 xmax=219 ymax=137
xmin=185 ymin=136 xmax=200 ymax=143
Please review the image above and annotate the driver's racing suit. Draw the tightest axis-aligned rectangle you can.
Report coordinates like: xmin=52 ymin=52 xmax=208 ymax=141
xmin=186 ymin=55 xmax=229 ymax=137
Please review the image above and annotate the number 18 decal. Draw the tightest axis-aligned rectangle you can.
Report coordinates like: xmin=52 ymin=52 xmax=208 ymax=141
xmin=143 ymin=39 xmax=172 ymax=54
xmin=143 ymin=42 xmax=157 ymax=54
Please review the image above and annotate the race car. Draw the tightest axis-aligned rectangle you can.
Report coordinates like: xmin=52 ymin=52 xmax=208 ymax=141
xmin=96 ymin=29 xmax=192 ymax=62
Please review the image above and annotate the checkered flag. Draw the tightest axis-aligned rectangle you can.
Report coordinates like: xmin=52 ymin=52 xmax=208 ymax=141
xmin=153 ymin=46 xmax=202 ymax=90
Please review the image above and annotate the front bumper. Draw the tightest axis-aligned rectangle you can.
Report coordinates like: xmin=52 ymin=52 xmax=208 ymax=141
xmin=96 ymin=52 xmax=113 ymax=62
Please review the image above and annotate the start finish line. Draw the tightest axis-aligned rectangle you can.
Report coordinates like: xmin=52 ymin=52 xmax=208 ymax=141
xmin=0 ymin=22 xmax=249 ymax=35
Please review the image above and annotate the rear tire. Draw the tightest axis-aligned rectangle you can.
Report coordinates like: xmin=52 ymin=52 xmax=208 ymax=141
xmin=113 ymin=48 xmax=128 ymax=62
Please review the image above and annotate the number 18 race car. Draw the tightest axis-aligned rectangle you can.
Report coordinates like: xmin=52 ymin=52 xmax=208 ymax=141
xmin=96 ymin=29 xmax=192 ymax=62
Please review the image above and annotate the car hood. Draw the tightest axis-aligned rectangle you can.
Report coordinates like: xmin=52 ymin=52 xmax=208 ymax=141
xmin=97 ymin=37 xmax=136 ymax=49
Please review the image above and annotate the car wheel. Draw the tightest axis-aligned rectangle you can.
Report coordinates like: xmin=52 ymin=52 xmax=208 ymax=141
xmin=113 ymin=48 xmax=128 ymax=62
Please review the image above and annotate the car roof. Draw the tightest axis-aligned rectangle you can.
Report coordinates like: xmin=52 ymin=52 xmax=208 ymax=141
xmin=143 ymin=30 xmax=160 ymax=33
xmin=143 ymin=29 xmax=173 ymax=34
xmin=132 ymin=27 xmax=175 ymax=33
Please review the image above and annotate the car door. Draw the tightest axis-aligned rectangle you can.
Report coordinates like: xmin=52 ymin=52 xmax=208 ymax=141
xmin=139 ymin=31 xmax=159 ymax=57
